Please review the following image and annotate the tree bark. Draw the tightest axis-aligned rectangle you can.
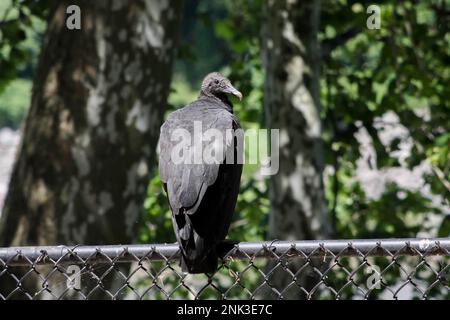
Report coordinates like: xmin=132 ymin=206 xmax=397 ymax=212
xmin=0 ymin=0 xmax=182 ymax=246
xmin=262 ymin=0 xmax=331 ymax=299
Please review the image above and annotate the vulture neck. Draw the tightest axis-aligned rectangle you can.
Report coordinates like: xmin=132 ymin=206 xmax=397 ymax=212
xmin=200 ymin=91 xmax=233 ymax=112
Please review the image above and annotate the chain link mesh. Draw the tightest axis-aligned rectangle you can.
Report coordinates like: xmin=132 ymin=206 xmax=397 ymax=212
xmin=1 ymin=238 xmax=449 ymax=300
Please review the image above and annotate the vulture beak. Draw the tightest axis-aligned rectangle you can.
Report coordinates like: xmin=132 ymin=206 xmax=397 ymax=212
xmin=224 ymin=84 xmax=243 ymax=101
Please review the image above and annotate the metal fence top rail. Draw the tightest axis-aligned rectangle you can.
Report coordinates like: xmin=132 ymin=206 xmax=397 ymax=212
xmin=1 ymin=237 xmax=449 ymax=266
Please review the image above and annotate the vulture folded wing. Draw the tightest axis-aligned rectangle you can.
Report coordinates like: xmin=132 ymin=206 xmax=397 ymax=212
xmin=159 ymin=103 xmax=239 ymax=215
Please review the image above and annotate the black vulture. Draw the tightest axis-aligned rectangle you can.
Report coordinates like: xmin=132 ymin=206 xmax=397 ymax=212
xmin=159 ymin=72 xmax=243 ymax=274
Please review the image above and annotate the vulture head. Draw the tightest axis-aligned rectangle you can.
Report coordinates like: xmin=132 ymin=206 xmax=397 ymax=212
xmin=200 ymin=72 xmax=243 ymax=102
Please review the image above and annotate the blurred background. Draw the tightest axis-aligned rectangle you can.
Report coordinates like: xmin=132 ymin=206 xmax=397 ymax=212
xmin=0 ymin=0 xmax=449 ymax=255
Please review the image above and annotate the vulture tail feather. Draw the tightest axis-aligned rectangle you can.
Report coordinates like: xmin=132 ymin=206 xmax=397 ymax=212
xmin=180 ymin=250 xmax=218 ymax=274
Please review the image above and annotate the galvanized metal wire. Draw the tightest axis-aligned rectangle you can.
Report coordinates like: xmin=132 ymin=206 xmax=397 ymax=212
xmin=1 ymin=238 xmax=449 ymax=300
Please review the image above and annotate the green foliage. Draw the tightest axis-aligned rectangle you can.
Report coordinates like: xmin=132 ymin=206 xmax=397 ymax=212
xmin=139 ymin=170 xmax=175 ymax=244
xmin=0 ymin=78 xmax=31 ymax=128
xmin=175 ymin=0 xmax=231 ymax=86
xmin=167 ymin=74 xmax=199 ymax=110
xmin=321 ymin=0 xmax=450 ymax=241
xmin=0 ymin=0 xmax=47 ymax=128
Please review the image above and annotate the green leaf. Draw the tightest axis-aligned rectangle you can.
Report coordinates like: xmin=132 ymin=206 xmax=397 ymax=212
xmin=438 ymin=216 xmax=450 ymax=237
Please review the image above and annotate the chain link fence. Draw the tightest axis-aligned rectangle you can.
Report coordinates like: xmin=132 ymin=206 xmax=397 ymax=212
xmin=1 ymin=238 xmax=449 ymax=300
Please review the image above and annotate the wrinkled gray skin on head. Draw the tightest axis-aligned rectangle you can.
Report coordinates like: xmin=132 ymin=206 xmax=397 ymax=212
xmin=200 ymin=72 xmax=242 ymax=101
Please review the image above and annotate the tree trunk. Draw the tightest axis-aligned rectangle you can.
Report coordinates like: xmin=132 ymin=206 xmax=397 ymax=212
xmin=262 ymin=0 xmax=331 ymax=299
xmin=0 ymin=0 xmax=182 ymax=299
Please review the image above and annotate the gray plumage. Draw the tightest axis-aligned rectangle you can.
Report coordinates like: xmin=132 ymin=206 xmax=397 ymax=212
xmin=159 ymin=72 xmax=243 ymax=273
